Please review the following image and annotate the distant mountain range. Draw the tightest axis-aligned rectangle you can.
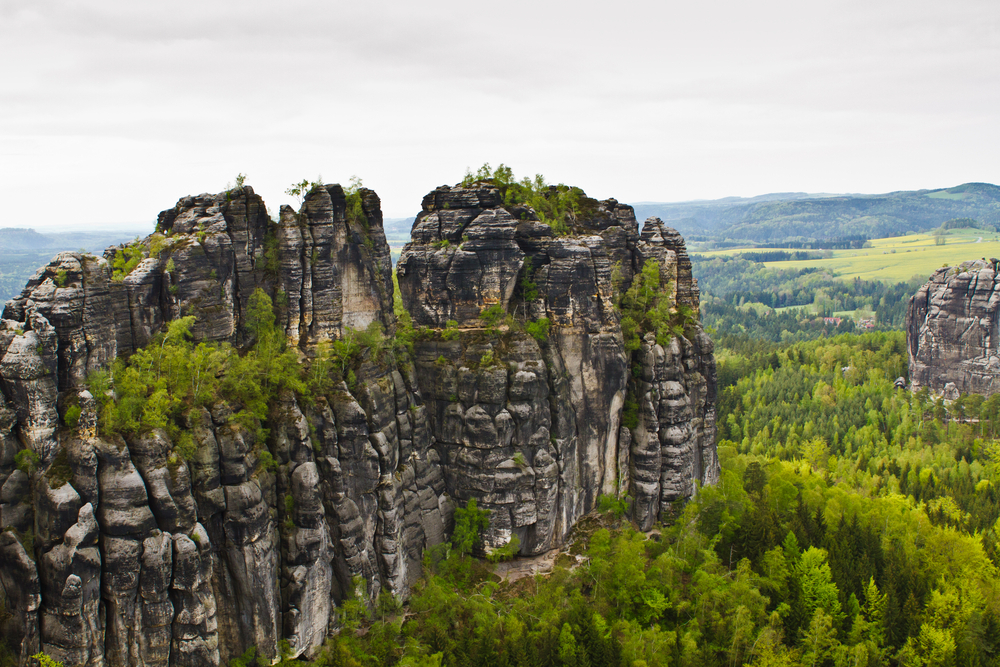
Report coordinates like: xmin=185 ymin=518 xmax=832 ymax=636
xmin=632 ymin=183 xmax=1000 ymax=245
xmin=0 ymin=227 xmax=147 ymax=252
xmin=383 ymin=217 xmax=415 ymax=241
xmin=386 ymin=184 xmax=1000 ymax=248
xmin=0 ymin=227 xmax=146 ymax=302
xmin=4 ymin=182 xmax=999 ymax=301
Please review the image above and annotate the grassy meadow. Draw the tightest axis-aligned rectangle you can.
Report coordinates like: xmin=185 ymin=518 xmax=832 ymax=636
xmin=694 ymin=227 xmax=1000 ymax=282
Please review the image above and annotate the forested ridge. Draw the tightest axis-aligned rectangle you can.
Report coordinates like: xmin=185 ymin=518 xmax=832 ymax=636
xmin=634 ymin=182 xmax=1000 ymax=245
xmin=130 ymin=331 xmax=997 ymax=667
xmin=691 ymin=255 xmax=923 ymax=342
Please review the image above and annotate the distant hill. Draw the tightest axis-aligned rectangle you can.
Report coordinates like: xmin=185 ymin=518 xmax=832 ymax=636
xmin=631 ymin=192 xmax=847 ymax=237
xmin=632 ymin=183 xmax=1000 ymax=245
xmin=383 ymin=217 xmax=415 ymax=241
xmin=0 ymin=227 xmax=147 ymax=302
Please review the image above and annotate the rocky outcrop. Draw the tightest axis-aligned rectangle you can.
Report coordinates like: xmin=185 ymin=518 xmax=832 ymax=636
xmin=0 ymin=185 xmax=448 ymax=666
xmin=398 ymin=183 xmax=717 ymax=546
xmin=907 ymin=258 xmax=1000 ymax=396
xmin=0 ymin=179 xmax=716 ymax=666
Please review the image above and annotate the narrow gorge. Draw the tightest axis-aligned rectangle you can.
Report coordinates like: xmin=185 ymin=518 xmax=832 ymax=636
xmin=0 ymin=178 xmax=717 ymax=666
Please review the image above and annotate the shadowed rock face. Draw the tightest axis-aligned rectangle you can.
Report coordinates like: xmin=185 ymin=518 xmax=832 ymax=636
xmin=0 ymin=181 xmax=717 ymax=666
xmin=907 ymin=258 xmax=1000 ymax=397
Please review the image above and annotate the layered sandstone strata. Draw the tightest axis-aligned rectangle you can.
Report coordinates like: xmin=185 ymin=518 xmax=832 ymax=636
xmin=0 ymin=180 xmax=717 ymax=666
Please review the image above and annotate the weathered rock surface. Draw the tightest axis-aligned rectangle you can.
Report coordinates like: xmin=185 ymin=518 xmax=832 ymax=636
xmin=0 ymin=185 xmax=448 ymax=666
xmin=0 ymin=180 xmax=716 ymax=665
xmin=908 ymin=258 xmax=1000 ymax=395
xmin=399 ymin=184 xmax=717 ymax=544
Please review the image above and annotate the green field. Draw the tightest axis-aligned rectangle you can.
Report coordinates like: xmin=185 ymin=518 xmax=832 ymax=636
xmin=693 ymin=228 xmax=1000 ymax=282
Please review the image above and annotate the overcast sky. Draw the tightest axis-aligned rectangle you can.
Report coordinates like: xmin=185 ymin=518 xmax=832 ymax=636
xmin=2 ymin=0 xmax=998 ymax=231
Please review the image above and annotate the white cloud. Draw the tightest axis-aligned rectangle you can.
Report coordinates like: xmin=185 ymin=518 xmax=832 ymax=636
xmin=1 ymin=0 xmax=997 ymax=229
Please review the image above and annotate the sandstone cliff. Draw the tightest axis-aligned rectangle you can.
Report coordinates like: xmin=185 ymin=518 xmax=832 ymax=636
xmin=907 ymin=258 xmax=1000 ymax=397
xmin=0 ymin=179 xmax=716 ymax=666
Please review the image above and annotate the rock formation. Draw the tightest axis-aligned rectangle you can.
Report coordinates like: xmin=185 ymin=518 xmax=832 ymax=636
xmin=908 ymin=258 xmax=1000 ymax=397
xmin=0 ymin=179 xmax=716 ymax=665
xmin=398 ymin=183 xmax=718 ymax=550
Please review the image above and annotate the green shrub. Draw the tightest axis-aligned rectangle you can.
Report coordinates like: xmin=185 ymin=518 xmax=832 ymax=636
xmin=54 ymin=269 xmax=67 ymax=287
xmin=441 ymin=320 xmax=461 ymax=341
xmin=460 ymin=163 xmax=593 ymax=235
xmin=392 ymin=271 xmax=418 ymax=355
xmin=526 ymin=317 xmax=551 ymax=342
xmin=321 ymin=321 xmax=391 ymax=386
xmin=285 ymin=177 xmax=323 ymax=205
xmin=597 ymin=493 xmax=629 ymax=517
xmin=228 ymin=644 xmax=259 ymax=667
xmin=451 ymin=498 xmax=490 ymax=556
xmin=618 ymin=259 xmax=681 ymax=350
xmin=345 ymin=176 xmax=368 ymax=230
xmin=89 ymin=289 xmax=304 ymax=445
xmin=487 ymin=534 xmax=521 ymax=563
xmin=263 ymin=223 xmax=280 ymax=275
xmin=306 ymin=341 xmax=336 ymax=397
xmin=32 ymin=652 xmax=64 ymax=667
xmin=148 ymin=234 xmax=169 ymax=258
xmin=478 ymin=304 xmax=506 ymax=332
xmin=63 ymin=405 xmax=82 ymax=428
xmin=112 ymin=239 xmax=145 ymax=282
xmin=174 ymin=432 xmax=197 ymax=461
xmin=622 ymin=396 xmax=640 ymax=430
xmin=14 ymin=449 xmax=39 ymax=474
xmin=257 ymin=449 xmax=278 ymax=473
xmin=520 ymin=257 xmax=539 ymax=301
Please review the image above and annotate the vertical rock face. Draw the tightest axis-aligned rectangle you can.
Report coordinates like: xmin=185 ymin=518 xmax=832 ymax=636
xmin=0 ymin=185 xmax=447 ymax=666
xmin=398 ymin=184 xmax=718 ymax=547
xmin=907 ymin=258 xmax=1000 ymax=396
xmin=0 ymin=179 xmax=716 ymax=666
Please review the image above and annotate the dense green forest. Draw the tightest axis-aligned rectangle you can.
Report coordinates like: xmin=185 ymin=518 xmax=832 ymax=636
xmin=691 ymin=255 xmax=923 ymax=342
xmin=249 ymin=332 xmax=997 ymax=667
